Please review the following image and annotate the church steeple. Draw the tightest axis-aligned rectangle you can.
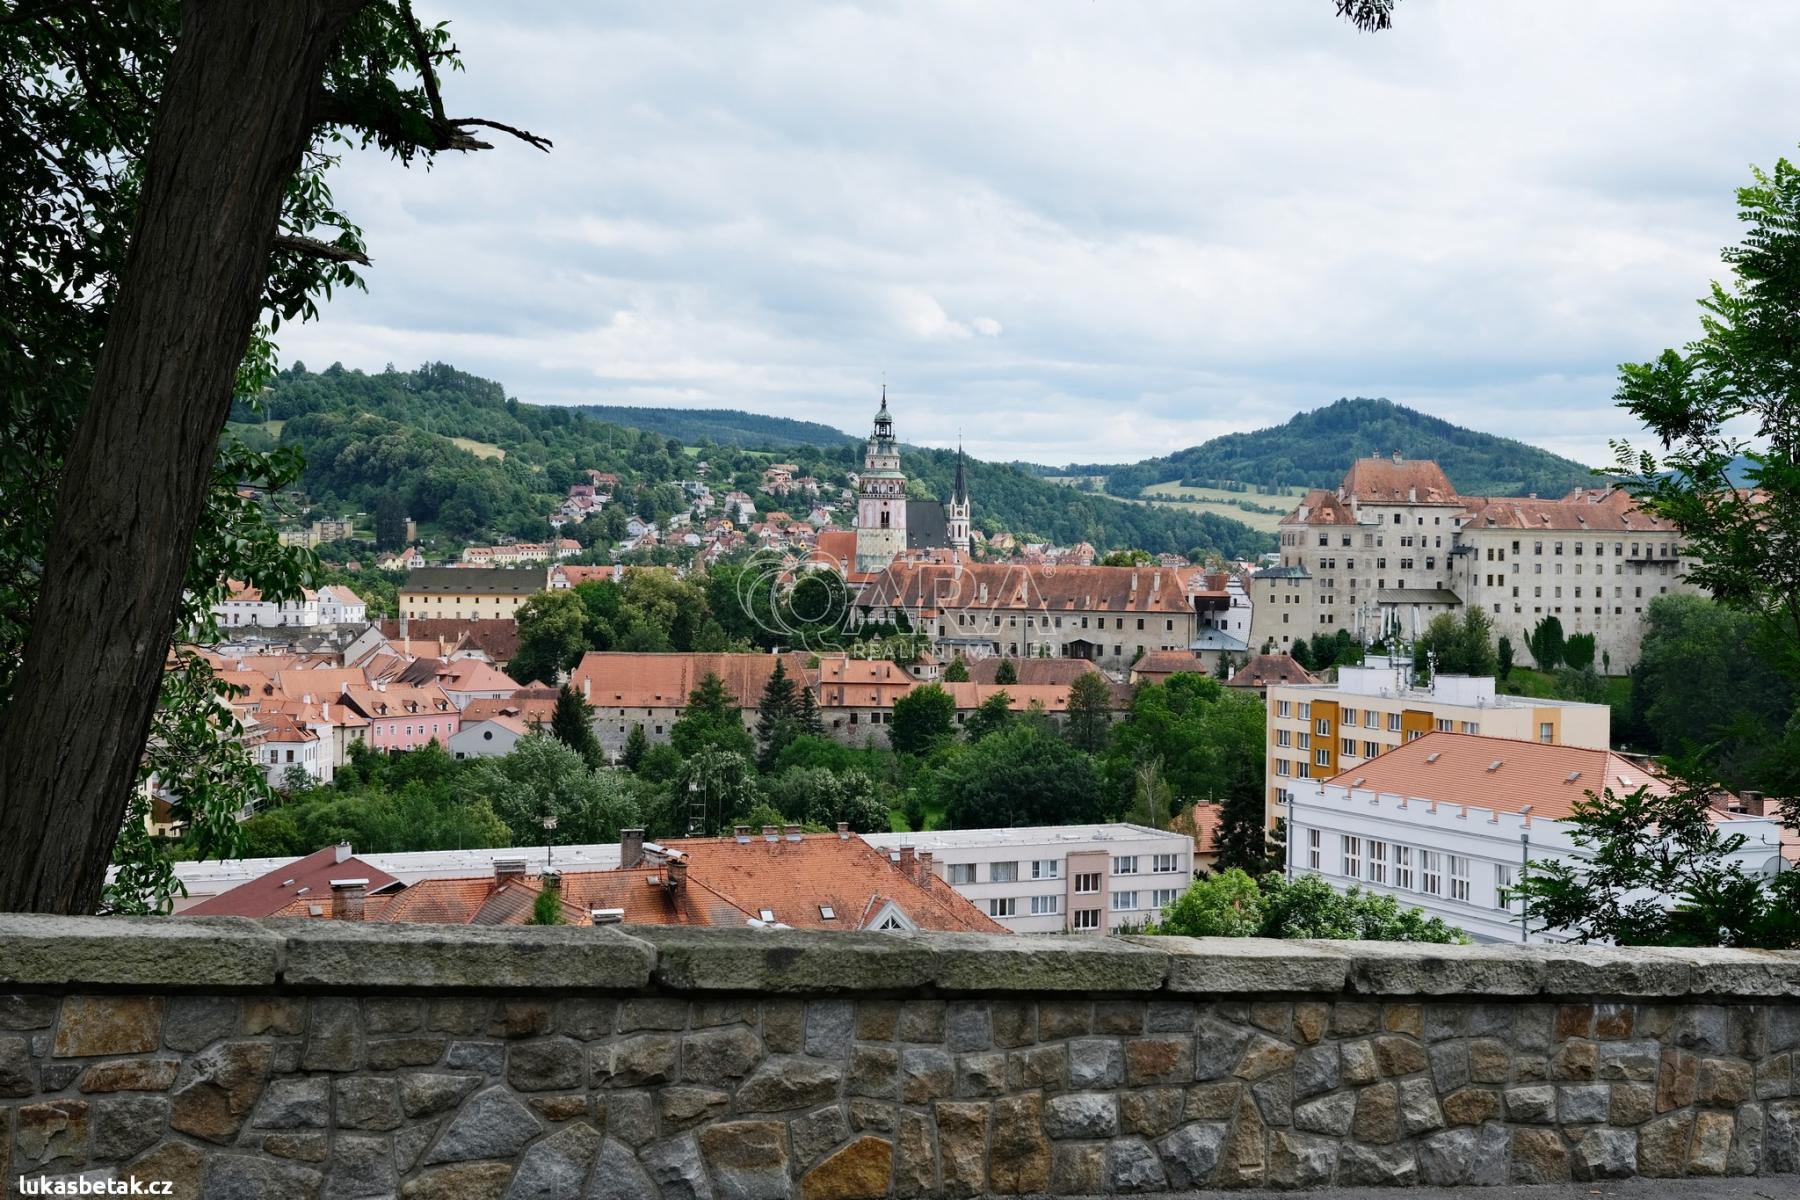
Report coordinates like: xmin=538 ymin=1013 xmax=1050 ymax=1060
xmin=946 ymin=438 xmax=971 ymax=555
xmin=952 ymin=443 xmax=968 ymax=505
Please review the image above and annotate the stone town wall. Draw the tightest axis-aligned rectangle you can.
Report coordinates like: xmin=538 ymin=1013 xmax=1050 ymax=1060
xmin=0 ymin=917 xmax=1797 ymax=1198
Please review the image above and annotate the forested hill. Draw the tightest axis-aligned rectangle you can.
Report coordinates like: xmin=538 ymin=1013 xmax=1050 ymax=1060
xmin=573 ymin=405 xmax=853 ymax=450
xmin=229 ymin=362 xmax=1272 ymax=560
xmin=1074 ymin=397 xmax=1599 ymax=499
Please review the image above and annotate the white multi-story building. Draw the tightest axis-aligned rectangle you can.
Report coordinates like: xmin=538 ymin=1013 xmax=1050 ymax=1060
xmin=1285 ymin=732 xmax=1786 ymax=944
xmin=213 ymin=581 xmax=322 ymax=629
xmin=1263 ymin=658 xmax=1611 ymax=825
xmin=863 ymin=823 xmax=1194 ymax=934
xmin=315 ymin=584 xmax=366 ymax=625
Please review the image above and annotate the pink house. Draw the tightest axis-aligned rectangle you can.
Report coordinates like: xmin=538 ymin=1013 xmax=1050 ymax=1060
xmin=338 ymin=683 xmax=460 ymax=753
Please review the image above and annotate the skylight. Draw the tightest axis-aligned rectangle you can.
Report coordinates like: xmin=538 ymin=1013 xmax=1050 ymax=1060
xmin=759 ymin=908 xmax=775 ymax=922
xmin=819 ymin=905 xmax=836 ymax=920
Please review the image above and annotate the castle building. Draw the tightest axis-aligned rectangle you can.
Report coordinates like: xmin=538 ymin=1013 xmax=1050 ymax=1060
xmin=851 ymin=388 xmax=969 ymax=572
xmin=1247 ymin=454 xmax=1693 ymax=668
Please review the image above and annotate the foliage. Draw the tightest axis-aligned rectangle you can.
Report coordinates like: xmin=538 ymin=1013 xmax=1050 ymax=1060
xmin=550 ymin=684 xmax=603 ymax=769
xmin=1065 ymin=671 xmax=1114 ymax=754
xmin=1514 ymin=779 xmax=1800 ymax=948
xmin=890 ymin=684 xmax=955 ymax=758
xmin=1563 ymin=632 xmax=1596 ymax=671
xmin=1099 ymin=549 xmax=1156 ymax=566
xmin=1526 ymin=615 xmax=1565 ymax=672
xmin=671 ymin=747 xmax=760 ymax=838
xmin=754 ymin=660 xmax=802 ymax=771
xmin=1149 ymin=870 xmax=1465 ymax=943
xmin=1414 ymin=608 xmax=1497 ymax=678
xmin=462 ymin=735 xmax=643 ymax=848
xmin=572 ymin=405 xmax=854 ymax=450
xmin=991 ymin=658 xmax=1018 ymax=685
xmin=1496 ymin=635 xmax=1514 ymax=681
xmin=942 ymin=654 xmax=970 ymax=683
xmin=621 ymin=724 xmax=650 ymax=772
xmin=529 ymin=883 xmax=565 ymax=926
xmin=511 ymin=590 xmax=591 ymax=685
xmin=1154 ymin=869 xmax=1265 ymax=937
xmin=1103 ymin=673 xmax=1265 ymax=819
xmin=919 ymin=724 xmax=1105 ymax=829
xmin=1631 ymin=595 xmax=1798 ymax=793
xmin=1078 ymin=397 xmax=1597 ymax=499
xmin=762 ymin=766 xmax=886 ymax=833
xmin=962 ymin=692 xmax=1016 ymax=743
xmin=669 ymin=673 xmax=755 ymax=760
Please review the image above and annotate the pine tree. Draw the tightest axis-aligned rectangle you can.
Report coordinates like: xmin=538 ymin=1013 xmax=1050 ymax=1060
xmin=795 ymin=686 xmax=825 ymax=738
xmin=755 ymin=660 xmax=800 ymax=771
xmin=993 ymin=657 xmax=1018 ymax=685
xmin=1066 ymin=671 xmax=1114 ymax=754
xmin=621 ymin=723 xmax=650 ymax=772
xmin=943 ymin=654 xmax=970 ymax=683
xmin=550 ymin=684 xmax=603 ymax=769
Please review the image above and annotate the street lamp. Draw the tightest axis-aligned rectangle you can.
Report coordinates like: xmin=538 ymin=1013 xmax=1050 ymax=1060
xmin=541 ymin=813 xmax=558 ymax=869
xmin=1517 ymin=805 xmax=1533 ymax=944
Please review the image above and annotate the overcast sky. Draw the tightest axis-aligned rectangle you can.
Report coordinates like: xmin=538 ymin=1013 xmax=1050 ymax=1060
xmin=281 ymin=1 xmax=1800 ymax=468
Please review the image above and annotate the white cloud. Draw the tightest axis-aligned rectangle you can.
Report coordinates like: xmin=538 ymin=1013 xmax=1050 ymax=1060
xmin=278 ymin=0 xmax=1800 ymax=467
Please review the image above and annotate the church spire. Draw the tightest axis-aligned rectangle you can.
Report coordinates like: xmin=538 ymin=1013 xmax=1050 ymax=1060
xmin=953 ymin=442 xmax=968 ymax=504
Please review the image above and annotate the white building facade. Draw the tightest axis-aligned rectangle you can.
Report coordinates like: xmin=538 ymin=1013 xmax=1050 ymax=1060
xmin=864 ymin=823 xmax=1194 ymax=934
xmin=1284 ymin=732 xmax=1786 ymax=944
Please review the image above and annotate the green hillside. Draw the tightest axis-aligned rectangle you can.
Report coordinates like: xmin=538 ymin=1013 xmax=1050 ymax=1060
xmin=1073 ymin=397 xmax=1600 ymax=499
xmin=573 ymin=405 xmax=854 ymax=450
xmin=231 ymin=361 xmax=1272 ymax=561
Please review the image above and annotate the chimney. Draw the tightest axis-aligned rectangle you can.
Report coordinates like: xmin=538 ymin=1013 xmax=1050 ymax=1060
xmin=334 ymin=842 xmax=352 ymax=864
xmin=735 ymin=825 xmax=753 ymax=843
xmin=898 ymin=846 xmax=915 ymax=873
xmin=783 ymin=824 xmax=803 ymax=843
xmin=836 ymin=821 xmax=850 ymax=840
xmin=763 ymin=825 xmax=780 ymax=842
xmin=918 ymin=851 xmax=934 ymax=882
xmin=329 ymin=878 xmax=368 ymax=922
xmin=666 ymin=858 xmax=688 ymax=891
xmin=1742 ymin=790 xmax=1766 ymax=816
xmin=620 ymin=828 xmax=646 ymax=869
xmin=581 ymin=675 xmax=590 ymax=702
xmin=494 ymin=859 xmax=528 ymax=885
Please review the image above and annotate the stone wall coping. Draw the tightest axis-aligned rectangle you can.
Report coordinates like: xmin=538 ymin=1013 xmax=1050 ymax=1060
xmin=1 ymin=915 xmax=1797 ymax=997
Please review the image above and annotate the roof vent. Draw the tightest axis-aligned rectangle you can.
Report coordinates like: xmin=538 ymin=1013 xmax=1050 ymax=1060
xmin=590 ymin=908 xmax=625 ymax=925
xmin=1351 ymin=777 xmax=1366 ymax=788
xmin=1486 ymin=760 xmax=1502 ymax=773
xmin=1565 ymin=770 xmax=1582 ymax=783
xmin=1425 ymin=752 xmax=1440 ymax=764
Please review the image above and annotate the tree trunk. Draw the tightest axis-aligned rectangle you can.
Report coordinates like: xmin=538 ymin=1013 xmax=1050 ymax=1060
xmin=0 ymin=0 xmax=363 ymax=913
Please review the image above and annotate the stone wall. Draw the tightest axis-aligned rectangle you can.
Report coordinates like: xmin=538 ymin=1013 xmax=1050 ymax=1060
xmin=0 ymin=917 xmax=1797 ymax=1198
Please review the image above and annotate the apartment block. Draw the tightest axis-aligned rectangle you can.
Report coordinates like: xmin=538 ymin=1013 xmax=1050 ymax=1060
xmin=1263 ymin=657 xmax=1610 ymax=824
xmin=864 ymin=823 xmax=1194 ymax=934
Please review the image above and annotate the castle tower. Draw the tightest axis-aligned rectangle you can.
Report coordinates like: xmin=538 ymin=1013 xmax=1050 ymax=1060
xmin=947 ymin=442 xmax=971 ymax=555
xmin=854 ymin=386 xmax=909 ymax=572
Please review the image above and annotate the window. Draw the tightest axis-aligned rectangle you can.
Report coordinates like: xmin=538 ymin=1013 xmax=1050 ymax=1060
xmin=1297 ymin=732 xmax=1310 ymax=751
xmin=1277 ymin=700 xmax=1291 ymax=718
xmin=1435 ymin=718 xmax=1454 ymax=733
xmin=1494 ymin=864 xmax=1514 ymax=909
xmin=1307 ymin=829 xmax=1321 ymax=870
xmin=819 ymin=905 xmax=836 ymax=921
xmin=1030 ymin=895 xmax=1060 ymax=915
xmin=1031 ymin=859 xmax=1060 ymax=880
xmin=1342 ymin=836 xmax=1363 ymax=878
xmin=1276 ymin=760 xmax=1291 ymax=777
xmin=1298 ymin=702 xmax=1311 ymax=720
xmin=1277 ymin=729 xmax=1292 ymax=748
xmin=1367 ymin=840 xmax=1388 ymax=885
xmin=1074 ymin=872 xmax=1101 ymax=894
xmin=1421 ymin=851 xmax=1442 ymax=896
xmin=1110 ymin=891 xmax=1140 ymax=912
xmin=1387 ymin=713 xmax=1402 ymax=732
xmin=1341 ymin=707 xmax=1358 ymax=726
xmin=990 ymin=861 xmax=1018 ymax=883
xmin=948 ymin=863 xmax=976 ymax=885
xmin=1539 ymin=722 xmax=1554 ymax=744
xmin=1450 ymin=856 xmax=1471 ymax=903
xmin=1112 ymin=856 xmax=1139 ymax=875
xmin=1363 ymin=741 xmax=1379 ymax=759
xmin=1341 ymin=737 xmax=1356 ymax=757
xmin=1393 ymin=845 xmax=1413 ymax=890
xmin=1365 ymin=711 xmax=1378 ymax=729
xmin=1153 ymin=888 xmax=1180 ymax=908
xmin=1152 ymin=853 xmax=1179 ymax=873
xmin=1315 ymin=749 xmax=1330 ymax=767
xmin=1315 ymin=718 xmax=1331 ymax=736
xmin=1073 ymin=908 xmax=1101 ymax=930
xmin=1461 ymin=721 xmax=1479 ymax=734
xmin=989 ymin=897 xmax=1017 ymax=917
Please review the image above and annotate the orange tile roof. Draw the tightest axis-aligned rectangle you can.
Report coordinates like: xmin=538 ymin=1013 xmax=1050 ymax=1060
xmin=937 ymin=682 xmax=1086 ymax=712
xmin=1455 ymin=488 xmax=1677 ymax=533
xmin=964 ymin=658 xmax=1100 ymax=686
xmin=1226 ymin=654 xmax=1321 ymax=689
xmin=276 ymin=667 xmax=370 ymax=703
xmin=570 ymin=652 xmax=811 ymax=710
xmin=1325 ymin=732 xmax=1672 ymax=820
xmin=433 ymin=660 xmax=519 ymax=695
xmin=341 ymin=682 xmax=457 ymax=719
xmin=460 ymin=695 xmax=558 ymax=724
xmin=1338 ymin=457 xmax=1461 ymax=505
xmin=1134 ymin=651 xmax=1209 ymax=679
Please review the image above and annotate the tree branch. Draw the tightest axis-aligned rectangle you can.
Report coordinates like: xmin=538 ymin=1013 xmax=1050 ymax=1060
xmin=272 ymin=234 xmax=370 ymax=266
xmin=397 ymin=0 xmax=446 ymax=124
xmin=447 ymin=116 xmax=552 ymax=153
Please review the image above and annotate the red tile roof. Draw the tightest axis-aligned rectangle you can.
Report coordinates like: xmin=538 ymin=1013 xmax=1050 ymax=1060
xmin=1325 ymin=732 xmax=1671 ymax=821
xmin=1338 ymin=457 xmax=1461 ymax=505
xmin=185 ymin=844 xmax=401 ymax=918
xmin=571 ymin=652 xmax=811 ymax=710
xmin=1226 ymin=654 xmax=1320 ymax=689
xmin=1134 ymin=651 xmax=1209 ymax=681
xmin=964 ymin=658 xmax=1100 ymax=686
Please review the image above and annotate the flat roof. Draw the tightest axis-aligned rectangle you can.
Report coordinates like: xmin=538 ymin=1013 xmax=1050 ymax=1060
xmin=1270 ymin=681 xmax=1609 ymax=711
xmin=863 ymin=823 xmax=1185 ymax=851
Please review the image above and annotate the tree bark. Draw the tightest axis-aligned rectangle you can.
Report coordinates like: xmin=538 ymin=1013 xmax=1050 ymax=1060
xmin=0 ymin=0 xmax=364 ymax=912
